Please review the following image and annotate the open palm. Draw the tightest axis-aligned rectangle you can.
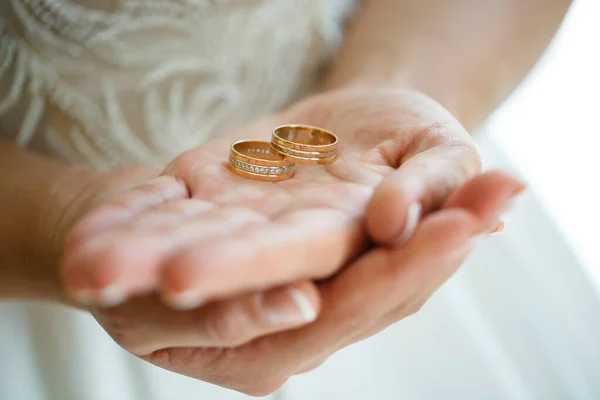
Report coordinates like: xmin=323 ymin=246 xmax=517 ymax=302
xmin=61 ymin=87 xmax=481 ymax=309
xmin=55 ymin=87 xmax=521 ymax=395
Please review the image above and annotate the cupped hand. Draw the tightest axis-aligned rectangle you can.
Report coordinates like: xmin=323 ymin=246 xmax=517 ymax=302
xmin=61 ymin=87 xmax=482 ymax=309
xmin=88 ymin=170 xmax=523 ymax=396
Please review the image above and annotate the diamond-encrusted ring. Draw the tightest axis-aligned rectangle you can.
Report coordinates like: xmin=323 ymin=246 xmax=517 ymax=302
xmin=271 ymin=124 xmax=338 ymax=165
xmin=229 ymin=140 xmax=295 ymax=182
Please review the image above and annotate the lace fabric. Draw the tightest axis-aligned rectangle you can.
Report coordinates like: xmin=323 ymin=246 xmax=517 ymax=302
xmin=0 ymin=0 xmax=357 ymax=169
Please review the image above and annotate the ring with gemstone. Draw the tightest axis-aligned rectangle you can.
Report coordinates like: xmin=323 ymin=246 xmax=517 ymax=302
xmin=229 ymin=140 xmax=295 ymax=181
xmin=271 ymin=124 xmax=338 ymax=165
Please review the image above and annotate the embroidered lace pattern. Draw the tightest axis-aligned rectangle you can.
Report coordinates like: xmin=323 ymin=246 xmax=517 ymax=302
xmin=0 ymin=0 xmax=357 ymax=168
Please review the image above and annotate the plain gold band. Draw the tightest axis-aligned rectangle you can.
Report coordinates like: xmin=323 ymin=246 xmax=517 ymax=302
xmin=270 ymin=141 xmax=337 ymax=165
xmin=271 ymin=124 xmax=338 ymax=164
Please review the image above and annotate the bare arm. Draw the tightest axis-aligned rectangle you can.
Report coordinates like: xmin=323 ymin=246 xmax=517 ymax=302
xmin=325 ymin=0 xmax=572 ymax=130
xmin=0 ymin=140 xmax=92 ymax=301
xmin=0 ymin=140 xmax=156 ymax=302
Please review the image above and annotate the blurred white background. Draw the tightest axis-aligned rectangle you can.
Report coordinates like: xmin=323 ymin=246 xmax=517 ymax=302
xmin=488 ymin=0 xmax=600 ymax=288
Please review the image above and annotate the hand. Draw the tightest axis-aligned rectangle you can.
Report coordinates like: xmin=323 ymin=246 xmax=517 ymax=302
xmin=87 ymin=170 xmax=523 ymax=396
xmin=57 ymin=87 xmax=522 ymax=395
xmin=61 ymin=87 xmax=483 ymax=309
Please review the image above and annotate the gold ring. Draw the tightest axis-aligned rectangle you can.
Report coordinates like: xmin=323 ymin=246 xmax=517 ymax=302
xmin=229 ymin=140 xmax=295 ymax=181
xmin=271 ymin=124 xmax=338 ymax=164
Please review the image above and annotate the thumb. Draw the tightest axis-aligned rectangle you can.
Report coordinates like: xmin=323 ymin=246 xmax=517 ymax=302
xmin=367 ymin=139 xmax=481 ymax=244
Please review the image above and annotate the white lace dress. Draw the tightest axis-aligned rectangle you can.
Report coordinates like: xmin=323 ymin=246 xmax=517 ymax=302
xmin=2 ymin=1 xmax=600 ymax=400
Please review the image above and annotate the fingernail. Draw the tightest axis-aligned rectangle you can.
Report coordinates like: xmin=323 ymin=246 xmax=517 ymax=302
xmin=489 ymin=220 xmax=505 ymax=236
xmin=257 ymin=287 xmax=317 ymax=326
xmin=485 ymin=190 xmax=521 ymax=235
xmin=394 ymin=202 xmax=422 ymax=245
xmin=487 ymin=195 xmax=518 ymax=234
xmin=164 ymin=290 xmax=204 ymax=310
xmin=97 ymin=285 xmax=126 ymax=307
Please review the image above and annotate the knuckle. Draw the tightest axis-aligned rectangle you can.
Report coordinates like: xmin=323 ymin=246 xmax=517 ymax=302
xmin=144 ymin=341 xmax=288 ymax=397
xmin=113 ymin=334 xmax=147 ymax=355
xmin=204 ymin=305 xmax=252 ymax=346
xmin=406 ymin=298 xmax=426 ymax=316
xmin=239 ymin=378 xmax=287 ymax=397
xmin=411 ymin=120 xmax=476 ymax=154
xmin=95 ymin=314 xmax=146 ymax=354
xmin=135 ymin=175 xmax=187 ymax=201
xmin=82 ymin=243 xmax=132 ymax=287
xmin=389 ymin=296 xmax=425 ymax=321
xmin=163 ymin=151 xmax=196 ymax=173
xmin=296 ymin=357 xmax=328 ymax=374
xmin=164 ymin=149 xmax=214 ymax=176
xmin=325 ymin=301 xmax=365 ymax=335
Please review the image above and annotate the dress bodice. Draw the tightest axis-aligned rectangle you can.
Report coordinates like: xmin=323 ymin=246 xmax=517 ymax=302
xmin=0 ymin=0 xmax=357 ymax=169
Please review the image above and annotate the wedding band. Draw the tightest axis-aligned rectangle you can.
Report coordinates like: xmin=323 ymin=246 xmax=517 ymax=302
xmin=271 ymin=124 xmax=338 ymax=164
xmin=229 ymin=140 xmax=295 ymax=181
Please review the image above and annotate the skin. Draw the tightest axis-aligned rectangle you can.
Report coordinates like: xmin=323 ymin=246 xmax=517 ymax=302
xmin=2 ymin=87 xmax=520 ymax=395
xmin=0 ymin=0 xmax=571 ymax=395
xmin=62 ymin=88 xmax=482 ymax=305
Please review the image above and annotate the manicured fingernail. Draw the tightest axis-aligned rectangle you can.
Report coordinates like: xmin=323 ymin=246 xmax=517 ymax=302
xmin=395 ymin=202 xmax=422 ymax=245
xmin=486 ymin=192 xmax=520 ymax=236
xmin=164 ymin=290 xmax=204 ymax=310
xmin=488 ymin=196 xmax=517 ymax=234
xmin=489 ymin=220 xmax=505 ymax=236
xmin=257 ymin=287 xmax=317 ymax=326
xmin=97 ymin=285 xmax=126 ymax=307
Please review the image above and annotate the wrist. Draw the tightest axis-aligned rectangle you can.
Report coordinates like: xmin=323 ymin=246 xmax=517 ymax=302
xmin=323 ymin=58 xmax=480 ymax=131
xmin=2 ymin=159 xmax=160 ymax=305
xmin=322 ymin=24 xmax=486 ymax=131
xmin=2 ymin=164 xmax=103 ymax=304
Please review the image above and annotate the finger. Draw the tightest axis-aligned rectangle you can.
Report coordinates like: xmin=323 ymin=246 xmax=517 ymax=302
xmin=138 ymin=205 xmax=488 ymax=392
xmin=65 ymin=176 xmax=189 ymax=249
xmin=141 ymin=169 xmax=523 ymax=391
xmin=367 ymin=131 xmax=481 ymax=244
xmin=335 ymin=241 xmax=477 ymax=356
xmin=306 ymin=171 xmax=526 ymax=358
xmin=259 ymin=173 xmax=524 ymax=372
xmin=442 ymin=169 xmax=526 ymax=231
xmin=61 ymin=204 xmax=267 ymax=305
xmin=204 ymin=208 xmax=486 ymax=381
xmin=160 ymin=208 xmax=364 ymax=309
xmin=115 ymin=281 xmax=319 ymax=356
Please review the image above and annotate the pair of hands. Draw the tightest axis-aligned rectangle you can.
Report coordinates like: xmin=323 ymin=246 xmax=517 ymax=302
xmin=59 ymin=87 xmax=523 ymax=395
